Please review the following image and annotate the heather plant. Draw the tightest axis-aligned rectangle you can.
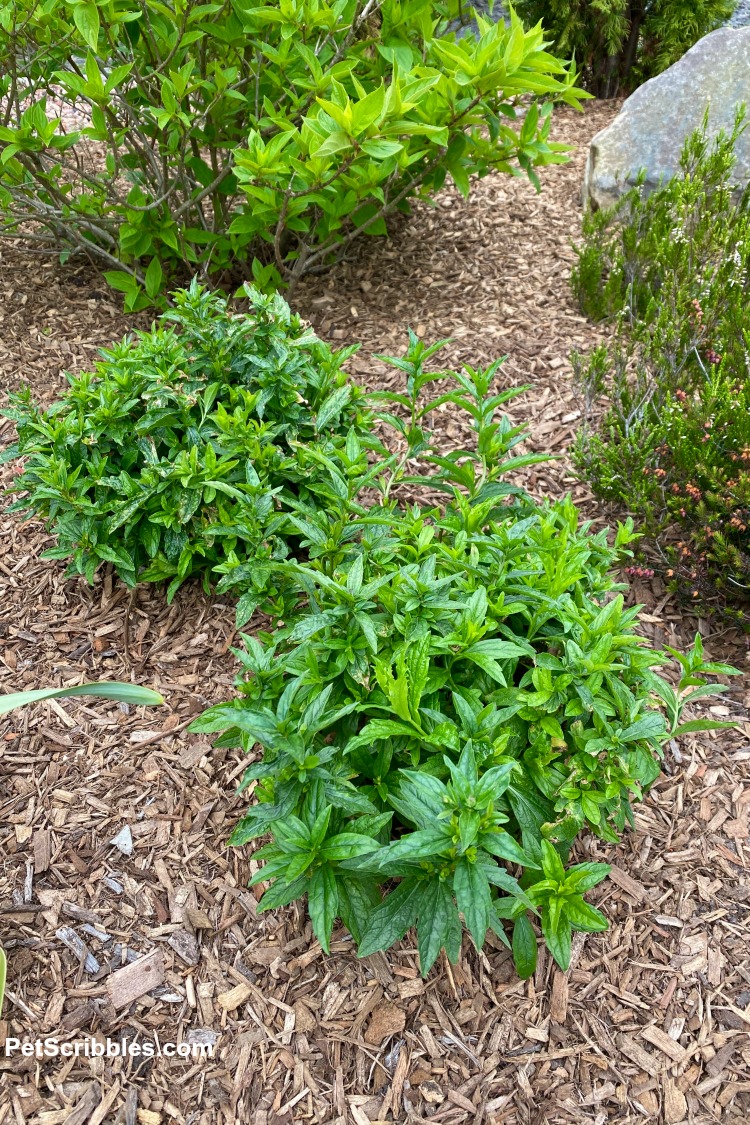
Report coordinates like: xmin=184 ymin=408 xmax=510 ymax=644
xmin=0 ymin=0 xmax=587 ymax=310
xmin=516 ymin=0 xmax=735 ymax=97
xmin=572 ymin=116 xmax=750 ymax=605
xmin=2 ymin=283 xmax=374 ymax=602
xmin=191 ymin=337 xmax=736 ymax=977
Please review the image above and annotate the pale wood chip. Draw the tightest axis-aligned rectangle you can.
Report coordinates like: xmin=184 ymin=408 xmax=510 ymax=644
xmin=217 ymin=981 xmax=253 ymax=1012
xmin=106 ymin=948 xmax=164 ymax=1010
xmin=663 ymin=1077 xmax=688 ymax=1123
xmin=640 ymin=1024 xmax=689 ymax=1064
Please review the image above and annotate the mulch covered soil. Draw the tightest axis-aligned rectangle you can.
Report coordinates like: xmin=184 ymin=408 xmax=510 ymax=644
xmin=1 ymin=100 xmax=749 ymax=1125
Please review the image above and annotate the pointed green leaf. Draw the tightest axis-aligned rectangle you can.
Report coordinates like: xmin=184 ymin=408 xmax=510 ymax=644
xmin=417 ymin=878 xmax=457 ymax=975
xmin=512 ymin=914 xmax=537 ymax=979
xmin=453 ymin=859 xmax=491 ymax=950
xmin=357 ymin=878 xmax=425 ymax=958
xmin=74 ymin=5 xmax=100 ymax=50
xmin=308 ymin=865 xmax=338 ymax=953
xmin=336 ymin=873 xmax=381 ymax=944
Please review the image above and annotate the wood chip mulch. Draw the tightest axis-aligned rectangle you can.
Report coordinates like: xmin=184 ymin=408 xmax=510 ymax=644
xmin=1 ymin=100 xmax=749 ymax=1125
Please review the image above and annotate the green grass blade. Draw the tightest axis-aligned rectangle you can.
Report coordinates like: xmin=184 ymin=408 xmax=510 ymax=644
xmin=0 ymin=682 xmax=163 ymax=715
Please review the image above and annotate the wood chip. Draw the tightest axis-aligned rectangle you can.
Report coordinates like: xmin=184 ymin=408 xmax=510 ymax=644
xmin=217 ymin=982 xmax=253 ymax=1012
xmin=33 ymin=829 xmax=51 ymax=873
xmin=55 ymin=926 xmax=99 ymax=974
xmin=167 ymin=929 xmax=200 ymax=966
xmin=608 ymin=864 xmax=649 ymax=902
xmin=615 ymin=1033 xmax=662 ymax=1078
xmin=364 ymin=1002 xmax=406 ymax=1045
xmin=550 ymin=970 xmax=569 ymax=1023
xmin=62 ymin=1086 xmax=101 ymax=1125
xmin=106 ymin=948 xmax=164 ymax=1010
xmin=663 ymin=1078 xmax=688 ymax=1123
xmin=640 ymin=1024 xmax=689 ymax=1064
xmin=108 ymin=825 xmax=133 ymax=855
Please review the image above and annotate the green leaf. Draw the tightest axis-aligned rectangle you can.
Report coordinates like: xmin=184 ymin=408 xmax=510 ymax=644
xmin=317 ymin=386 xmax=352 ymax=431
xmin=358 ymin=878 xmax=425 ymax=958
xmin=346 ymin=554 xmax=364 ymax=597
xmin=512 ymin=914 xmax=537 ymax=979
xmin=417 ymin=877 xmax=457 ymax=975
xmin=542 ymin=908 xmax=572 ymax=970
xmin=344 ymin=719 xmax=419 ymax=756
xmin=103 ymin=270 xmax=139 ymax=296
xmin=619 ymin=713 xmax=666 ymax=742
xmin=320 ymin=833 xmax=379 ymax=862
xmin=453 ymin=859 xmax=490 ymax=950
xmin=507 ymin=778 xmax=554 ymax=860
xmin=480 ymin=829 xmax=538 ymax=869
xmin=564 ymin=896 xmax=608 ymax=933
xmin=308 ymin=865 xmax=338 ymax=953
xmin=336 ymin=873 xmax=382 ymax=944
xmin=539 ymin=840 xmax=566 ymax=883
xmin=258 ymin=874 xmax=309 ymax=911
xmin=74 ymin=4 xmax=100 ymax=50
xmin=673 ymin=719 xmax=735 ymax=736
xmin=373 ymin=827 xmax=451 ymax=864
xmin=144 ymin=257 xmax=164 ymax=300
xmin=565 ymin=862 xmax=611 ymax=892
xmin=314 ymin=130 xmax=352 ymax=158
xmin=361 ymin=139 xmax=402 ymax=159
xmin=0 ymin=682 xmax=163 ymax=716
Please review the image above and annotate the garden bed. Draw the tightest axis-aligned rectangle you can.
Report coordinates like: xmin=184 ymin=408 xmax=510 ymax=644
xmin=0 ymin=100 xmax=749 ymax=1125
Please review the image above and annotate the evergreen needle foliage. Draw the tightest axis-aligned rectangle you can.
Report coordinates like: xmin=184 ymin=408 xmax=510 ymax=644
xmin=573 ymin=113 xmax=750 ymax=610
xmin=515 ymin=0 xmax=735 ymax=96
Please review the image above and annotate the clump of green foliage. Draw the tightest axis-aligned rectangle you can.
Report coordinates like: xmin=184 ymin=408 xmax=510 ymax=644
xmin=572 ymin=114 xmax=750 ymax=608
xmin=3 ymin=283 xmax=373 ymax=601
xmin=190 ymin=336 xmax=736 ymax=977
xmin=516 ymin=0 xmax=735 ymax=96
xmin=0 ymin=0 xmax=587 ymax=310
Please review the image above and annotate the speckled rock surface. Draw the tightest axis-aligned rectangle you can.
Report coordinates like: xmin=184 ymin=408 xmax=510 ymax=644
xmin=583 ymin=26 xmax=750 ymax=209
xmin=728 ymin=0 xmax=750 ymax=26
xmin=445 ymin=0 xmax=509 ymax=37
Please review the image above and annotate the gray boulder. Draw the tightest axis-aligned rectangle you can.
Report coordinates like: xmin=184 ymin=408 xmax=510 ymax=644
xmin=583 ymin=27 xmax=750 ymax=210
xmin=445 ymin=0 xmax=509 ymax=39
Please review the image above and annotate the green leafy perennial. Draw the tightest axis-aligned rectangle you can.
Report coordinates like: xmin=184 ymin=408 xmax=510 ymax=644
xmin=190 ymin=336 xmax=736 ymax=976
xmin=3 ymin=283 xmax=373 ymax=600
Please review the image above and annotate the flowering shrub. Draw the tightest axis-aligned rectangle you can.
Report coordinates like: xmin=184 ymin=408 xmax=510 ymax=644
xmin=573 ymin=114 xmax=750 ymax=609
xmin=190 ymin=336 xmax=736 ymax=977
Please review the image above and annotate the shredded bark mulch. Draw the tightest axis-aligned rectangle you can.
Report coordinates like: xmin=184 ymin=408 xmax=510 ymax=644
xmin=1 ymin=100 xmax=749 ymax=1125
